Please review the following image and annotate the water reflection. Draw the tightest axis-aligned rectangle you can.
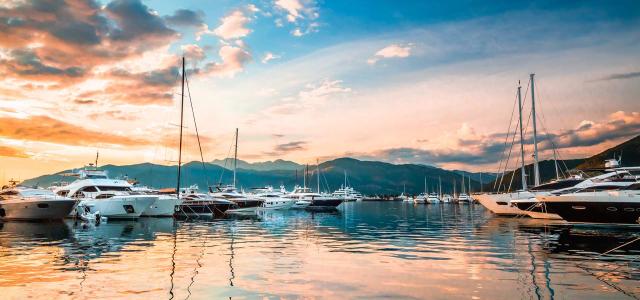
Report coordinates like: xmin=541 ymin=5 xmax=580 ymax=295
xmin=0 ymin=202 xmax=638 ymax=299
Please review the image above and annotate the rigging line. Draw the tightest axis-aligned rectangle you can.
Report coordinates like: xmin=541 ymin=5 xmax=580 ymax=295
xmin=494 ymin=88 xmax=520 ymax=190
xmin=217 ymin=138 xmax=235 ymax=186
xmin=184 ymin=75 xmax=210 ymax=188
xmin=498 ymin=109 xmax=523 ymax=193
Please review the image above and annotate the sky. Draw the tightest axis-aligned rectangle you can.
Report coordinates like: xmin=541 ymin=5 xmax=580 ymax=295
xmin=0 ymin=0 xmax=639 ymax=183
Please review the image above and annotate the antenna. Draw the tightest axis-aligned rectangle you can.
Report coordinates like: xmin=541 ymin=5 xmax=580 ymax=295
xmin=95 ymin=150 xmax=99 ymax=168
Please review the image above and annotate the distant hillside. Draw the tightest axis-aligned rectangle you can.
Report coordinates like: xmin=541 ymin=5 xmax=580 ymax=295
xmin=576 ymin=135 xmax=640 ymax=169
xmin=22 ymin=158 xmax=491 ymax=196
xmin=211 ymin=158 xmax=301 ymax=171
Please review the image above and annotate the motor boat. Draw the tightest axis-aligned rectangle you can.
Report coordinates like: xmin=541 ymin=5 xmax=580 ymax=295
xmin=251 ymin=186 xmax=295 ymax=210
xmin=509 ymin=169 xmax=636 ymax=219
xmin=210 ymin=185 xmax=264 ymax=214
xmin=440 ymin=194 xmax=453 ymax=203
xmin=176 ymin=185 xmax=236 ymax=217
xmin=286 ymin=186 xmax=343 ymax=210
xmin=456 ymin=193 xmax=472 ymax=203
xmin=332 ymin=186 xmax=363 ymax=202
xmin=0 ymin=183 xmax=77 ymax=221
xmin=414 ymin=193 xmax=427 ymax=204
xmin=538 ymin=182 xmax=640 ymax=224
xmin=426 ymin=193 xmax=441 ymax=204
xmin=55 ymin=166 xmax=157 ymax=219
xmin=130 ymin=185 xmax=183 ymax=217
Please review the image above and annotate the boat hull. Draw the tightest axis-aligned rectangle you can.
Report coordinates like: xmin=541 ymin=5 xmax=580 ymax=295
xmin=259 ymin=199 xmax=295 ymax=210
xmin=226 ymin=199 xmax=264 ymax=213
xmin=540 ymin=193 xmax=640 ymax=224
xmin=176 ymin=201 xmax=234 ymax=217
xmin=475 ymin=193 xmax=524 ymax=216
xmin=307 ymin=198 xmax=343 ymax=210
xmin=77 ymin=196 xmax=157 ymax=219
xmin=0 ymin=198 xmax=77 ymax=220
xmin=511 ymin=200 xmax=563 ymax=220
xmin=142 ymin=196 xmax=181 ymax=217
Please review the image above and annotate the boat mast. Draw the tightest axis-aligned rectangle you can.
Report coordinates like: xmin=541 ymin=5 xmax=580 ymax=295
xmin=438 ymin=176 xmax=442 ymax=197
xmin=467 ymin=175 xmax=471 ymax=194
xmin=176 ymin=57 xmax=185 ymax=199
xmin=530 ymin=73 xmax=540 ymax=186
xmin=424 ymin=177 xmax=427 ymax=194
xmin=553 ymin=150 xmax=560 ymax=180
xmin=233 ymin=128 xmax=238 ymax=188
xmin=517 ymin=82 xmax=527 ymax=190
xmin=317 ymin=159 xmax=320 ymax=193
xmin=303 ymin=164 xmax=307 ymax=189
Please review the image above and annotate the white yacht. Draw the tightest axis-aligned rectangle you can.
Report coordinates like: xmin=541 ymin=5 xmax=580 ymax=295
xmin=414 ymin=193 xmax=427 ymax=204
xmin=427 ymin=193 xmax=441 ymax=204
xmin=250 ymin=186 xmax=295 ymax=210
xmin=332 ymin=186 xmax=363 ymax=202
xmin=399 ymin=193 xmax=412 ymax=202
xmin=286 ymin=186 xmax=343 ymax=210
xmin=440 ymin=194 xmax=453 ymax=203
xmin=55 ymin=166 xmax=157 ymax=219
xmin=0 ymin=182 xmax=77 ymax=220
xmin=457 ymin=193 xmax=472 ymax=203
xmin=130 ymin=185 xmax=182 ymax=217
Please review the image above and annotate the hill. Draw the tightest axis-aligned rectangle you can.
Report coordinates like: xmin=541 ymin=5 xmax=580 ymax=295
xmin=22 ymin=158 xmax=493 ymax=196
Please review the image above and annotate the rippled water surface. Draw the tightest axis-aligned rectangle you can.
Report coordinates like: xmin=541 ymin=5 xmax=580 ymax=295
xmin=1 ymin=202 xmax=639 ymax=299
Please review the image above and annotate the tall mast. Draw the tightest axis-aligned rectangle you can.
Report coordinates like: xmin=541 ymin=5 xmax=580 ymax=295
xmin=233 ymin=128 xmax=238 ymax=188
xmin=461 ymin=175 xmax=465 ymax=194
xmin=530 ymin=73 xmax=540 ymax=186
xmin=344 ymin=170 xmax=347 ymax=188
xmin=553 ymin=150 xmax=560 ymax=180
xmin=424 ymin=177 xmax=427 ymax=194
xmin=303 ymin=164 xmax=307 ymax=189
xmin=317 ymin=159 xmax=320 ymax=193
xmin=453 ymin=178 xmax=456 ymax=197
xmin=438 ymin=176 xmax=442 ymax=197
xmin=176 ymin=57 xmax=185 ymax=198
xmin=517 ymin=83 xmax=527 ymax=190
xmin=468 ymin=175 xmax=471 ymax=193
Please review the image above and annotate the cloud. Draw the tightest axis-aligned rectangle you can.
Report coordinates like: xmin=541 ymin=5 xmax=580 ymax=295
xmin=164 ymin=9 xmax=205 ymax=27
xmin=263 ymin=140 xmax=308 ymax=156
xmin=265 ymin=79 xmax=351 ymax=115
xmin=213 ymin=10 xmax=251 ymax=40
xmin=599 ymin=71 xmax=640 ymax=81
xmin=356 ymin=111 xmax=640 ymax=167
xmin=181 ymin=44 xmax=206 ymax=61
xmin=273 ymin=0 xmax=319 ymax=36
xmin=0 ymin=115 xmax=143 ymax=147
xmin=0 ymin=145 xmax=30 ymax=158
xmin=367 ymin=44 xmax=412 ymax=65
xmin=203 ymin=45 xmax=252 ymax=77
xmin=261 ymin=52 xmax=280 ymax=64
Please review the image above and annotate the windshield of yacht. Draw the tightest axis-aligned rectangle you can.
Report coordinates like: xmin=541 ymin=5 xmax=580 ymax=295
xmin=530 ymin=179 xmax=584 ymax=191
xmin=97 ymin=186 xmax=131 ymax=192
xmin=622 ymin=183 xmax=640 ymax=190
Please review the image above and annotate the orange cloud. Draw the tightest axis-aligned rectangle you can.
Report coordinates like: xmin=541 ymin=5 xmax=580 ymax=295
xmin=0 ymin=145 xmax=30 ymax=158
xmin=0 ymin=115 xmax=142 ymax=146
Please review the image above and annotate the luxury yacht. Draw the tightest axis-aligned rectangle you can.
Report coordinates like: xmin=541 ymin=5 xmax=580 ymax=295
xmin=440 ymin=194 xmax=453 ymax=203
xmin=508 ymin=170 xmax=632 ymax=219
xmin=251 ymin=186 xmax=295 ymax=210
xmin=210 ymin=185 xmax=264 ymax=213
xmin=538 ymin=182 xmax=640 ymax=224
xmin=56 ymin=166 xmax=157 ymax=219
xmin=456 ymin=193 xmax=472 ymax=203
xmin=426 ymin=193 xmax=441 ymax=204
xmin=286 ymin=186 xmax=343 ymax=210
xmin=414 ymin=193 xmax=427 ymax=204
xmin=0 ymin=183 xmax=77 ymax=221
xmin=332 ymin=186 xmax=363 ymax=202
xmin=130 ymin=185 xmax=183 ymax=217
xmin=176 ymin=185 xmax=236 ymax=217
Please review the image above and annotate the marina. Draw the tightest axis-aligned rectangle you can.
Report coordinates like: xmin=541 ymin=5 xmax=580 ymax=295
xmin=1 ymin=202 xmax=639 ymax=299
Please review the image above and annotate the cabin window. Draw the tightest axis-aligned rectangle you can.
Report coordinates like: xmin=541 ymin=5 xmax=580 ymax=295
xmin=72 ymin=191 xmax=85 ymax=198
xmin=0 ymin=190 xmax=18 ymax=196
xmin=57 ymin=190 xmax=69 ymax=197
xmin=96 ymin=186 xmax=131 ymax=192
xmin=81 ymin=186 xmax=98 ymax=192
xmin=123 ymin=205 xmax=135 ymax=213
xmin=96 ymin=194 xmax=115 ymax=199
xmin=37 ymin=203 xmax=49 ymax=209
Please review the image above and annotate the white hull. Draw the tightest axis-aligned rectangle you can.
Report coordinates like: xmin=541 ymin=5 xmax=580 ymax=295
xmin=259 ymin=200 xmax=295 ymax=210
xmin=475 ymin=193 xmax=524 ymax=216
xmin=142 ymin=196 xmax=181 ymax=217
xmin=414 ymin=198 xmax=426 ymax=204
xmin=0 ymin=197 xmax=77 ymax=220
xmin=77 ymin=195 xmax=157 ymax=219
xmin=292 ymin=200 xmax=311 ymax=209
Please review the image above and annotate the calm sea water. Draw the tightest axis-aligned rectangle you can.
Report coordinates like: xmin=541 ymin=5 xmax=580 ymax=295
xmin=1 ymin=202 xmax=639 ymax=299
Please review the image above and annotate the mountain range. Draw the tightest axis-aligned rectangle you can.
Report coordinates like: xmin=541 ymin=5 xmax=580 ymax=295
xmin=21 ymin=135 xmax=638 ymax=195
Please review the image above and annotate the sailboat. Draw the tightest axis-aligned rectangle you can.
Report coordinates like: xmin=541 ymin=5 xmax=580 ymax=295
xmin=400 ymin=183 xmax=411 ymax=202
xmin=210 ymin=128 xmax=264 ymax=214
xmin=475 ymin=75 xmax=583 ymax=218
xmin=173 ymin=57 xmax=237 ymax=218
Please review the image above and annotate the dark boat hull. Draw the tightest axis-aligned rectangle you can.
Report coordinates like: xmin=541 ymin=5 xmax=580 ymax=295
xmin=307 ymin=199 xmax=343 ymax=210
xmin=544 ymin=201 xmax=640 ymax=224
xmin=175 ymin=201 xmax=234 ymax=217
